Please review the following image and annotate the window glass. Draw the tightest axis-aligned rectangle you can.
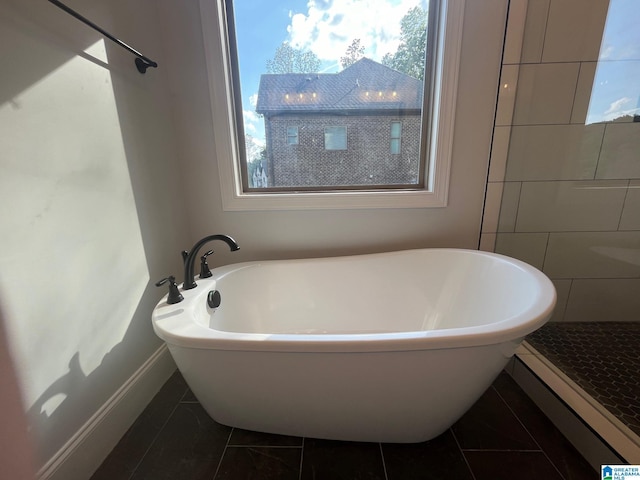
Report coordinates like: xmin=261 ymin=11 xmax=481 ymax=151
xmin=228 ymin=0 xmax=433 ymax=191
xmin=390 ymin=121 xmax=402 ymax=154
xmin=286 ymin=126 xmax=299 ymax=145
xmin=324 ymin=126 xmax=347 ymax=150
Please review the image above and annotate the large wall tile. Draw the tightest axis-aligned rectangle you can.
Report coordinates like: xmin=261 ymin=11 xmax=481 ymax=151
xmin=503 ymin=0 xmax=528 ymax=64
xmin=497 ymin=182 xmax=521 ymax=232
xmin=505 ymin=125 xmax=604 ymax=181
xmin=564 ymin=279 xmax=640 ymax=322
xmin=620 ymin=181 xmax=640 ymax=230
xmin=543 ymin=231 xmax=640 ymax=278
xmin=480 ymin=233 xmax=497 ymax=252
xmin=520 ymin=0 xmax=550 ymax=63
xmin=516 ymin=180 xmax=627 ymax=232
xmin=541 ymin=0 xmax=609 ymax=63
xmin=596 ymin=123 xmax=640 ymax=179
xmin=549 ymin=279 xmax=571 ymax=322
xmin=496 ymin=65 xmax=520 ymax=126
xmin=495 ymin=232 xmax=549 ymax=270
xmin=570 ymin=62 xmax=597 ymax=124
xmin=513 ymin=63 xmax=580 ymax=125
xmin=482 ymin=182 xmax=504 ymax=233
xmin=488 ymin=126 xmax=511 ymax=182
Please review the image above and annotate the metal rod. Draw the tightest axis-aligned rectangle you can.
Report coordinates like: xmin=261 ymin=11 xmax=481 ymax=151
xmin=48 ymin=0 xmax=158 ymax=73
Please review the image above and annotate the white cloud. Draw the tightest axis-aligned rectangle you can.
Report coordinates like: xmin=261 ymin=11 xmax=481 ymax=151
xmin=604 ymin=96 xmax=632 ymax=116
xmin=243 ymin=109 xmax=261 ymax=135
xmin=244 ymin=109 xmax=260 ymax=124
xmin=287 ymin=0 xmax=425 ymax=64
xmin=249 ymin=93 xmax=258 ymax=107
xmin=601 ymin=96 xmax=638 ymax=121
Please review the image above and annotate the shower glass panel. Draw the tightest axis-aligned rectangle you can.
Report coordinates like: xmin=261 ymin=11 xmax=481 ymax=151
xmin=492 ymin=0 xmax=640 ymax=450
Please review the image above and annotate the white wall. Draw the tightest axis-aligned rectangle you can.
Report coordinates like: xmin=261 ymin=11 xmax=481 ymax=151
xmin=157 ymin=0 xmax=508 ymax=264
xmin=0 ymin=0 xmax=188 ymax=474
xmin=0 ymin=0 xmax=508 ymax=476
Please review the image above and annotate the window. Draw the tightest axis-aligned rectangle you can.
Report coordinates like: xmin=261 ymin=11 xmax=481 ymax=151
xmin=286 ymin=126 xmax=299 ymax=145
xmin=200 ymin=0 xmax=464 ymax=209
xmin=324 ymin=126 xmax=347 ymax=151
xmin=390 ymin=122 xmax=402 ymax=154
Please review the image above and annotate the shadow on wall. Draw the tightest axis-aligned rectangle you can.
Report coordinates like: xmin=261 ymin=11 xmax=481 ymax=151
xmin=1 ymin=0 xmax=188 ymax=471
xmin=0 ymin=304 xmax=36 ymax=480
xmin=22 ymin=283 xmax=163 ymax=469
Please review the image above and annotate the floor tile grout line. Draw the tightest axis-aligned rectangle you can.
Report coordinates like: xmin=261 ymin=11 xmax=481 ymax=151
xmin=226 ymin=444 xmax=304 ymax=448
xmin=178 ymin=386 xmax=192 ymax=403
xmin=126 ymin=387 xmax=188 ymax=480
xmin=492 ymin=384 xmax=568 ymax=480
xmin=378 ymin=443 xmax=389 ymax=480
xmin=461 ymin=448 xmax=547 ymax=453
xmin=212 ymin=427 xmax=234 ymax=480
xmin=450 ymin=428 xmax=478 ymax=480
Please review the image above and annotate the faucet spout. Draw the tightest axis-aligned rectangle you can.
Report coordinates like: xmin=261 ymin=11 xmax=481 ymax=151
xmin=182 ymin=234 xmax=240 ymax=290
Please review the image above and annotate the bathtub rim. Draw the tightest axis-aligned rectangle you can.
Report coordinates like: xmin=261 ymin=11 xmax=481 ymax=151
xmin=152 ymin=248 xmax=557 ymax=353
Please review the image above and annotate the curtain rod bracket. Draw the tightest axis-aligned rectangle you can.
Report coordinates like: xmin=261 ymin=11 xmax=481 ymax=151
xmin=135 ymin=58 xmax=157 ymax=74
xmin=48 ymin=0 xmax=158 ymax=74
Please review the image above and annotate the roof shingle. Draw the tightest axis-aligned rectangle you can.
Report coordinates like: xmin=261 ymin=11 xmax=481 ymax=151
xmin=256 ymin=58 xmax=423 ymax=114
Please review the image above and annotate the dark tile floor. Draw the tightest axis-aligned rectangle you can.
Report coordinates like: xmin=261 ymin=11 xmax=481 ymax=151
xmin=527 ymin=322 xmax=640 ymax=437
xmin=91 ymin=370 xmax=596 ymax=480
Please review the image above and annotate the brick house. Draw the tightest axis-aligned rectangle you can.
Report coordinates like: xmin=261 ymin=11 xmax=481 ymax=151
xmin=255 ymin=58 xmax=424 ymax=188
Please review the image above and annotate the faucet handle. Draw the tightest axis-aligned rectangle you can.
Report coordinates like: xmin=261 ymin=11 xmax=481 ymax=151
xmin=155 ymin=275 xmax=184 ymax=304
xmin=200 ymin=250 xmax=214 ymax=279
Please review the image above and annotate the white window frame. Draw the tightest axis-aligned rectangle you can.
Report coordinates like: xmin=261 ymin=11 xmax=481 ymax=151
xmin=200 ymin=0 xmax=464 ymax=211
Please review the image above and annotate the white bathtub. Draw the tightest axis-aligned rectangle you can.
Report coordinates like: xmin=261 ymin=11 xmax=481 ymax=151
xmin=152 ymin=248 xmax=556 ymax=443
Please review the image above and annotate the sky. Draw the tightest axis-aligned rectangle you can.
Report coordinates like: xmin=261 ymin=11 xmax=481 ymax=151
xmin=586 ymin=0 xmax=640 ymax=123
xmin=233 ymin=0 xmax=428 ymax=146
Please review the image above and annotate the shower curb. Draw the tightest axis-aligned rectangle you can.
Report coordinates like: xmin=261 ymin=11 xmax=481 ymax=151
xmin=513 ymin=342 xmax=640 ymax=467
xmin=36 ymin=344 xmax=176 ymax=480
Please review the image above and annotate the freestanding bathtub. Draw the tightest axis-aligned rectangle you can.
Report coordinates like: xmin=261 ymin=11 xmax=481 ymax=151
xmin=152 ymin=248 xmax=556 ymax=443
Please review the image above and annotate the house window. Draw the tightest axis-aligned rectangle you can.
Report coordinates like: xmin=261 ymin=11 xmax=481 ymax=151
xmin=390 ymin=122 xmax=402 ymax=154
xmin=286 ymin=126 xmax=299 ymax=145
xmin=324 ymin=126 xmax=347 ymax=151
xmin=201 ymin=0 xmax=464 ymax=209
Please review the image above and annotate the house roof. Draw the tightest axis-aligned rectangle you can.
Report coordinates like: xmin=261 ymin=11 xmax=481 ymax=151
xmin=255 ymin=58 xmax=423 ymax=115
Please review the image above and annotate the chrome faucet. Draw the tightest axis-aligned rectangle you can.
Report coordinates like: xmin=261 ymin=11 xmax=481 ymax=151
xmin=182 ymin=234 xmax=240 ymax=290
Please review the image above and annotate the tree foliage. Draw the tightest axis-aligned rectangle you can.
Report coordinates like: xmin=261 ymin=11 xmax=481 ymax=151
xmin=381 ymin=6 xmax=427 ymax=79
xmin=245 ymin=134 xmax=268 ymax=187
xmin=340 ymin=39 xmax=365 ymax=69
xmin=266 ymin=42 xmax=321 ymax=74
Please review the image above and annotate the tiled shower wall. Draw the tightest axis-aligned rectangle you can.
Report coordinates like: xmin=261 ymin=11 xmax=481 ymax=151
xmin=481 ymin=0 xmax=640 ymax=322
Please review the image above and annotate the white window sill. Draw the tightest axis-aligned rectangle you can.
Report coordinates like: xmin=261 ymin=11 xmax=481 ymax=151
xmin=219 ymin=187 xmax=449 ymax=211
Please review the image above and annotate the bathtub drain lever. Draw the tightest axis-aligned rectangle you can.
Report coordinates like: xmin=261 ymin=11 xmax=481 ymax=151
xmin=207 ymin=290 xmax=221 ymax=309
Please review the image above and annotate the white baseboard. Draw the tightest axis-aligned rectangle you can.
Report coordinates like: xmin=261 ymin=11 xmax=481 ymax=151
xmin=37 ymin=344 xmax=176 ymax=480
